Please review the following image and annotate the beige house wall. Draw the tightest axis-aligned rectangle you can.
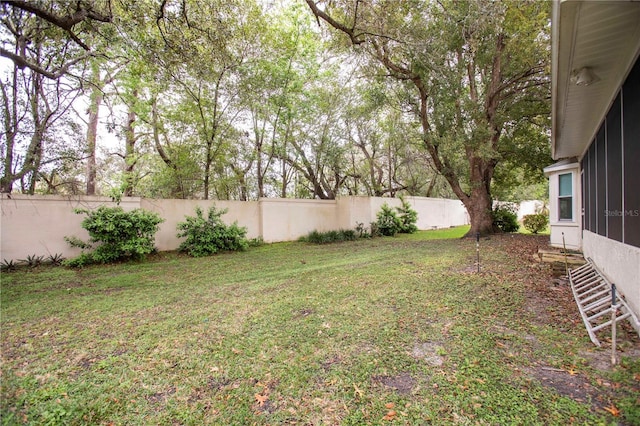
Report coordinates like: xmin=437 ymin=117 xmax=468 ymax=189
xmin=1 ymin=194 xmax=469 ymax=261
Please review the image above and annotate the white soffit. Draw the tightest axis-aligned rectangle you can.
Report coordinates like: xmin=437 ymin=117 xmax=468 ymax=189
xmin=552 ymin=0 xmax=640 ymax=160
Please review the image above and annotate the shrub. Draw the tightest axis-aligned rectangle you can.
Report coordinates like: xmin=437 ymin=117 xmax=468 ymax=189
xmin=65 ymin=206 xmax=164 ymax=266
xmin=64 ymin=253 xmax=95 ymax=268
xmin=20 ymin=254 xmax=44 ymax=268
xmin=176 ymin=206 xmax=248 ymax=257
xmin=300 ymin=229 xmax=357 ymax=244
xmin=522 ymin=213 xmax=549 ymax=234
xmin=1 ymin=259 xmax=17 ymax=272
xmin=376 ymin=203 xmax=402 ymax=236
xmin=492 ymin=204 xmax=519 ymax=233
xmin=248 ymin=236 xmax=265 ymax=247
xmin=355 ymin=222 xmax=371 ymax=238
xmin=396 ymin=196 xmax=418 ymax=234
xmin=369 ymin=221 xmax=380 ymax=237
xmin=47 ymin=253 xmax=65 ymax=266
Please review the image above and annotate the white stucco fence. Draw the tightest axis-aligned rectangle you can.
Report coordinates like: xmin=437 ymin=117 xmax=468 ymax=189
xmin=0 ymin=194 xmax=469 ymax=261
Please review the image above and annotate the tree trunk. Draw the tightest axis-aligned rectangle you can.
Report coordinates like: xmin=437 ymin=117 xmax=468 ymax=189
xmin=463 ymin=182 xmax=495 ymax=237
xmin=256 ymin=136 xmax=264 ymax=198
xmin=203 ymin=146 xmax=211 ymax=200
xmin=280 ymin=126 xmax=291 ymax=198
xmin=1 ymin=68 xmax=17 ymax=193
xmin=425 ymin=175 xmax=437 ymax=197
xmin=123 ymin=105 xmax=136 ymax=197
xmin=281 ymin=158 xmax=287 ymax=198
xmin=85 ymin=85 xmax=102 ymax=195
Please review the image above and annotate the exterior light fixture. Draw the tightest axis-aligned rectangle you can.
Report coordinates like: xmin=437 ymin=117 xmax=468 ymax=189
xmin=570 ymin=67 xmax=600 ymax=86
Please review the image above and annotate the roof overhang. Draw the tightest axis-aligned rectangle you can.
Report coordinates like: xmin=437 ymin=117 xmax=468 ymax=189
xmin=543 ymin=158 xmax=579 ymax=176
xmin=552 ymin=0 xmax=640 ymax=160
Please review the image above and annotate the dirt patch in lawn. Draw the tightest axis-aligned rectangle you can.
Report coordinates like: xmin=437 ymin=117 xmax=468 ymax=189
xmin=146 ymin=386 xmax=176 ymax=407
xmin=294 ymin=308 xmax=315 ymax=319
xmin=411 ymin=341 xmax=445 ymax=367
xmin=525 ymin=364 xmax=605 ymax=408
xmin=321 ymin=355 xmax=342 ymax=371
xmin=373 ymin=372 xmax=416 ymax=395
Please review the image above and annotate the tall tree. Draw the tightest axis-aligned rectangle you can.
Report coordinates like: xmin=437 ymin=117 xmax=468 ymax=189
xmin=84 ymin=61 xmax=119 ymax=195
xmin=1 ymin=35 xmax=82 ymax=193
xmin=237 ymin=2 xmax=322 ymax=199
xmin=160 ymin=0 xmax=260 ymax=199
xmin=305 ymin=0 xmax=550 ymax=235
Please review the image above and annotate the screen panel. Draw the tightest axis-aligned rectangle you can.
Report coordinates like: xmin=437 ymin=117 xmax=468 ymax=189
xmin=596 ymin=125 xmax=607 ymax=236
xmin=606 ymin=92 xmax=623 ymax=242
xmin=582 ymin=152 xmax=591 ymax=231
xmin=588 ymin=142 xmax=597 ymax=232
xmin=622 ymin=58 xmax=640 ymax=247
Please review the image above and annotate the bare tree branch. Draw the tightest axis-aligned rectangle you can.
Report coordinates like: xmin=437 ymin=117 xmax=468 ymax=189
xmin=0 ymin=47 xmax=93 ymax=80
xmin=1 ymin=0 xmax=111 ymax=31
xmin=1 ymin=1 xmax=112 ymax=78
xmin=304 ymin=0 xmax=365 ymax=45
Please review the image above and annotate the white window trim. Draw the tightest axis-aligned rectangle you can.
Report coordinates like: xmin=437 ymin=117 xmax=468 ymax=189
xmin=558 ymin=172 xmax=574 ymax=222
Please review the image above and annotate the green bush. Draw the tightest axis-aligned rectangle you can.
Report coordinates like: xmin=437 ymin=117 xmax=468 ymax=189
xmin=1 ymin=259 xmax=17 ymax=272
xmin=369 ymin=221 xmax=380 ymax=237
xmin=300 ymin=229 xmax=357 ymax=244
xmin=522 ymin=213 xmax=549 ymax=234
xmin=492 ymin=204 xmax=519 ymax=233
xmin=376 ymin=203 xmax=402 ymax=236
xmin=355 ymin=222 xmax=376 ymax=238
xmin=396 ymin=196 xmax=418 ymax=234
xmin=248 ymin=236 xmax=265 ymax=247
xmin=176 ymin=206 xmax=248 ymax=257
xmin=65 ymin=206 xmax=164 ymax=266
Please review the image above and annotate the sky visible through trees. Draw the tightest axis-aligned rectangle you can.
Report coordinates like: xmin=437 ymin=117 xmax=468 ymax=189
xmin=0 ymin=0 xmax=551 ymax=233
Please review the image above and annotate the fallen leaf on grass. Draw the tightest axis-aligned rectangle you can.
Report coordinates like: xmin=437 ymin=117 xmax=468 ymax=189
xmin=382 ymin=410 xmax=397 ymax=421
xmin=353 ymin=384 xmax=364 ymax=399
xmin=255 ymin=393 xmax=268 ymax=407
xmin=385 ymin=402 xmax=395 ymax=409
xmin=603 ymin=404 xmax=620 ymax=417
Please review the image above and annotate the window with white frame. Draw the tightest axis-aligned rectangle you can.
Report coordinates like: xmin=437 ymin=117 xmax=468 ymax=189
xmin=559 ymin=173 xmax=573 ymax=221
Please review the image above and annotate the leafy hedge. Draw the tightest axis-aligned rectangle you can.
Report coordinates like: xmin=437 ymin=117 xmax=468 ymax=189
xmin=177 ymin=206 xmax=248 ymax=257
xmin=396 ymin=196 xmax=419 ymax=234
xmin=376 ymin=197 xmax=419 ymax=236
xmin=376 ymin=203 xmax=402 ymax=236
xmin=65 ymin=206 xmax=163 ymax=266
xmin=523 ymin=213 xmax=548 ymax=234
xmin=299 ymin=229 xmax=357 ymax=244
xmin=492 ymin=204 xmax=519 ymax=233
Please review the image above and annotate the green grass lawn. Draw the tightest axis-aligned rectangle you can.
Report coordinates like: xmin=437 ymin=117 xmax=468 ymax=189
xmin=518 ymin=225 xmax=551 ymax=236
xmin=2 ymin=228 xmax=639 ymax=425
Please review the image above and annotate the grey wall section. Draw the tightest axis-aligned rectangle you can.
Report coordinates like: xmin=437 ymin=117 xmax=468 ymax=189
xmin=1 ymin=195 xmax=469 ymax=261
